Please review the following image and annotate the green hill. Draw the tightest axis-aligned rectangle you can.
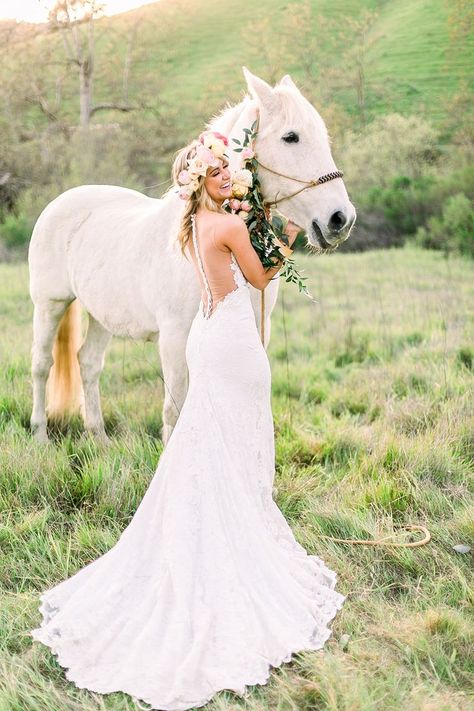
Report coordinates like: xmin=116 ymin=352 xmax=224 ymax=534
xmin=2 ymin=0 xmax=473 ymax=136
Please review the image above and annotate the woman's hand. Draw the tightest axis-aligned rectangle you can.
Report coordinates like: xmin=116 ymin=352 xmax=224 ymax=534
xmin=283 ymin=219 xmax=302 ymax=247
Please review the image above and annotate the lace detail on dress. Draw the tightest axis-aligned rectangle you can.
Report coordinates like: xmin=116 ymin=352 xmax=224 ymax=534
xmin=190 ymin=214 xmax=213 ymax=319
xmin=230 ymin=253 xmax=248 ymax=288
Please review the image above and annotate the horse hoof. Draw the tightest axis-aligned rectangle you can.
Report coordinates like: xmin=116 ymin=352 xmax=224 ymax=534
xmin=94 ymin=430 xmax=112 ymax=446
xmin=32 ymin=426 xmax=50 ymax=444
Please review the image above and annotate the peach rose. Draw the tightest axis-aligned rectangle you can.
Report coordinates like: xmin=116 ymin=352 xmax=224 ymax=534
xmin=229 ymin=198 xmax=241 ymax=211
xmin=187 ymin=157 xmax=208 ymax=178
xmin=240 ymin=200 xmax=251 ymax=212
xmin=232 ymin=183 xmax=248 ymax=199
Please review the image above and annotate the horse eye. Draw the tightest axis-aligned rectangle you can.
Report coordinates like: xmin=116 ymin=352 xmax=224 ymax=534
xmin=282 ymin=131 xmax=299 ymax=143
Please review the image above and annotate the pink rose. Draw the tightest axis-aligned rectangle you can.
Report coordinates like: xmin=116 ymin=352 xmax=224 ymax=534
xmin=229 ymin=198 xmax=241 ymax=211
xmin=211 ymin=131 xmax=229 ymax=146
xmin=178 ymin=169 xmax=191 ymax=185
xmin=241 ymin=147 xmax=255 ymax=161
xmin=240 ymin=200 xmax=251 ymax=212
xmin=198 ymin=130 xmax=229 ymax=147
xmin=198 ymin=131 xmax=229 ymax=146
xmin=178 ymin=186 xmax=191 ymax=200
xmin=195 ymin=143 xmax=219 ymax=166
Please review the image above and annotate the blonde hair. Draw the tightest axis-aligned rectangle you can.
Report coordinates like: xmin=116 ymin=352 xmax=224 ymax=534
xmin=170 ymin=140 xmax=228 ymax=258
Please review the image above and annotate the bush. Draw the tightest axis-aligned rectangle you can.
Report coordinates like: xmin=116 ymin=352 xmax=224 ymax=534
xmin=0 ymin=213 xmax=33 ymax=249
xmin=366 ymin=174 xmax=437 ymax=237
xmin=415 ymin=192 xmax=474 ymax=256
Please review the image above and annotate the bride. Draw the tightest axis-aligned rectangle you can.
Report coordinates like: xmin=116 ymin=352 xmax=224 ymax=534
xmin=30 ymin=131 xmax=346 ymax=711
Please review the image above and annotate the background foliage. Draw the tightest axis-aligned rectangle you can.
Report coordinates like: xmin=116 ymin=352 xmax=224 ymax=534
xmin=0 ymin=0 xmax=472 ymax=258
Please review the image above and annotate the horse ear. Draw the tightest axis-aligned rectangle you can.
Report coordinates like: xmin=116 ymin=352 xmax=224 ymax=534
xmin=242 ymin=66 xmax=278 ymax=113
xmin=279 ymin=74 xmax=297 ymax=90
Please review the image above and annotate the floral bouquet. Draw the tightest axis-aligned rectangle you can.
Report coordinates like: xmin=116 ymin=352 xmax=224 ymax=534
xmin=224 ymin=120 xmax=311 ymax=297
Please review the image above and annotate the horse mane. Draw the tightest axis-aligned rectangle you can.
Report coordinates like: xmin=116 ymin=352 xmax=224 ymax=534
xmin=208 ymin=80 xmax=325 ymax=137
xmin=205 ymin=94 xmax=253 ymax=135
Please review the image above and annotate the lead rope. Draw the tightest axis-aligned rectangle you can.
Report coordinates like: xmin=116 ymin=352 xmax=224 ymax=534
xmin=316 ymin=525 xmax=431 ymax=548
xmin=252 ymin=124 xmax=430 ymax=548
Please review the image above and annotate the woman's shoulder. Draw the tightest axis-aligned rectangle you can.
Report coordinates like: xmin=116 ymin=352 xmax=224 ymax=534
xmin=213 ymin=211 xmax=249 ymax=237
xmin=197 ymin=209 xmax=249 ymax=244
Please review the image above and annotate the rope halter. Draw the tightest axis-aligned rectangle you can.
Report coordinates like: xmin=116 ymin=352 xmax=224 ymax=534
xmin=251 ymin=109 xmax=343 ymax=207
xmin=255 ymin=158 xmax=344 ymax=206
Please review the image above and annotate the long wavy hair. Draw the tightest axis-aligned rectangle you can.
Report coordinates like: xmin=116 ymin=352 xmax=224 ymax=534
xmin=170 ymin=139 xmax=228 ymax=259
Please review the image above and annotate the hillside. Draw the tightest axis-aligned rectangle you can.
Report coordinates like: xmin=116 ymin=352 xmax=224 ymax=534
xmin=2 ymin=0 xmax=473 ymax=136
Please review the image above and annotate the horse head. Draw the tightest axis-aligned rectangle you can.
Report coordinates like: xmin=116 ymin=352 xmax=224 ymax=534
xmin=241 ymin=67 xmax=356 ymax=252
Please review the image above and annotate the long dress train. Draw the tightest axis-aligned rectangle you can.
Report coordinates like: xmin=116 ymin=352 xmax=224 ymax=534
xmin=30 ymin=214 xmax=346 ymax=710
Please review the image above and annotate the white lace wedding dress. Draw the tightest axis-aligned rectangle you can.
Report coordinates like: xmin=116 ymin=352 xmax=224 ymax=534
xmin=30 ymin=214 xmax=346 ymax=710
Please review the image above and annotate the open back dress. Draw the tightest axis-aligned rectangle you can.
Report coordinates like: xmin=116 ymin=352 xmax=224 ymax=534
xmin=30 ymin=212 xmax=346 ymax=710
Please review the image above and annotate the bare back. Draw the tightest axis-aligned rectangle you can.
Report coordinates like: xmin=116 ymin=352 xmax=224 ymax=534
xmin=186 ymin=211 xmax=240 ymax=319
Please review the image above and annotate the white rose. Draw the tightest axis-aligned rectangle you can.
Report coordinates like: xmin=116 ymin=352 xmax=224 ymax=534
xmin=202 ymin=134 xmax=226 ymax=158
xmin=187 ymin=157 xmax=208 ymax=177
xmin=232 ymin=168 xmax=253 ymax=188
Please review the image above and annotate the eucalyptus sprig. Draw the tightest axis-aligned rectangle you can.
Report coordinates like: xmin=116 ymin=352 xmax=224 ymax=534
xmin=225 ymin=120 xmax=314 ymax=300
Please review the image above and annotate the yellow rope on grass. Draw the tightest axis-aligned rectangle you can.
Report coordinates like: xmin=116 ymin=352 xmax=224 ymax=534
xmin=316 ymin=524 xmax=431 ymax=548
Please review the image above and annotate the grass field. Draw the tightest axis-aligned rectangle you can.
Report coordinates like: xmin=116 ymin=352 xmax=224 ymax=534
xmin=0 ymin=246 xmax=473 ymax=710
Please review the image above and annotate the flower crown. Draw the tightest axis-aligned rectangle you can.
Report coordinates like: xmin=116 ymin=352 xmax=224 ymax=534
xmin=176 ymin=131 xmax=229 ymax=200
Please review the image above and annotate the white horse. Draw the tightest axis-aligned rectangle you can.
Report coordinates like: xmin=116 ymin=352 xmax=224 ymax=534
xmin=28 ymin=67 xmax=356 ymax=445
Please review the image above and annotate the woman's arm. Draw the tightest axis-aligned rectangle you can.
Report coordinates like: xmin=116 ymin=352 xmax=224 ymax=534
xmin=221 ymin=215 xmax=300 ymax=290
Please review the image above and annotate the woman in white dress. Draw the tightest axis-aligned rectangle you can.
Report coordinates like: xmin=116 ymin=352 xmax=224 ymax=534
xmin=30 ymin=131 xmax=346 ymax=711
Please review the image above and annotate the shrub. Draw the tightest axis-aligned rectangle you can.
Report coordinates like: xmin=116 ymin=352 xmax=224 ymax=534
xmin=0 ymin=213 xmax=33 ymax=249
xmin=415 ymin=192 xmax=474 ymax=256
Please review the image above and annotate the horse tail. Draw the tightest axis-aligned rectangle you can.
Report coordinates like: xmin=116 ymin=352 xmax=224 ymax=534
xmin=46 ymin=299 xmax=85 ymax=422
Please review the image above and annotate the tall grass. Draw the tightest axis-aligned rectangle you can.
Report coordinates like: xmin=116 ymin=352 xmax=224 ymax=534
xmin=0 ymin=246 xmax=473 ymax=710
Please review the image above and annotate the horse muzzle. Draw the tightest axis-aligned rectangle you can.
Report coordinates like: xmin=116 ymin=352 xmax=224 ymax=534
xmin=310 ymin=212 xmax=356 ymax=251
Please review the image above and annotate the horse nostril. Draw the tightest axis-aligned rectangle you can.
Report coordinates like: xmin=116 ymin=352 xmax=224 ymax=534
xmin=328 ymin=211 xmax=346 ymax=232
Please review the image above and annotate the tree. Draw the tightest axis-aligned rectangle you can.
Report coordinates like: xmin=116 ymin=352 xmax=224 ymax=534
xmin=48 ymin=0 xmax=142 ymax=128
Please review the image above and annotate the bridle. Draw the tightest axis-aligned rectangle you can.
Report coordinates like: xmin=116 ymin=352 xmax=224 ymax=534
xmin=256 ymin=160 xmax=344 ymax=207
xmin=251 ymin=110 xmax=344 ymax=208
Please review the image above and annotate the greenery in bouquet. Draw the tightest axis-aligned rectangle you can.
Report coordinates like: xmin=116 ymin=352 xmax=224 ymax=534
xmin=224 ymin=120 xmax=313 ymax=298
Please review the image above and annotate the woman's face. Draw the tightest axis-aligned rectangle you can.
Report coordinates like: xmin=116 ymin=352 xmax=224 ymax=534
xmin=203 ymin=158 xmax=232 ymax=204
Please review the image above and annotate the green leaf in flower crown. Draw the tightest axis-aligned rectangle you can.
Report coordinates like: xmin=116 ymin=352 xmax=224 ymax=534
xmin=232 ymin=138 xmax=241 ymax=144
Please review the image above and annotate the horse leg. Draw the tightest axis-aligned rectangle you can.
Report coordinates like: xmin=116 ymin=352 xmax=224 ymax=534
xmin=31 ymin=300 xmax=69 ymax=442
xmin=158 ymin=326 xmax=189 ymax=446
xmin=77 ymin=313 xmax=112 ymax=443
